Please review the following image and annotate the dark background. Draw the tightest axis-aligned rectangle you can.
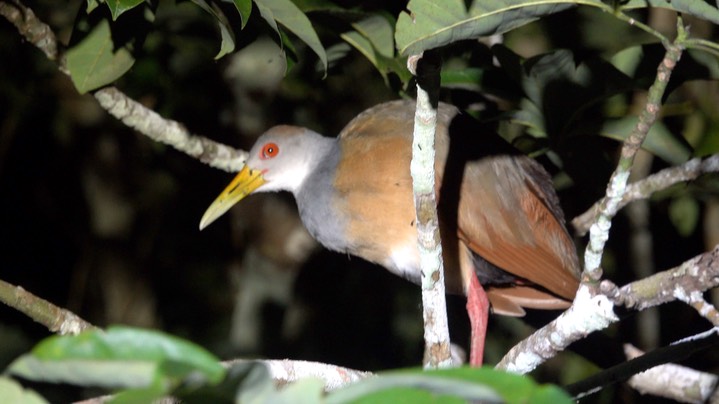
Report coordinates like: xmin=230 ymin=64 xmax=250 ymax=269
xmin=1 ymin=1 xmax=718 ymax=402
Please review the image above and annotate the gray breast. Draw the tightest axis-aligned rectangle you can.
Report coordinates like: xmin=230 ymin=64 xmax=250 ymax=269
xmin=294 ymin=145 xmax=349 ymax=253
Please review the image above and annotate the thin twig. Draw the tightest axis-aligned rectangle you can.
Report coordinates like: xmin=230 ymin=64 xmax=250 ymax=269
xmin=676 ymin=291 xmax=719 ymax=327
xmin=572 ymin=155 xmax=719 ymax=236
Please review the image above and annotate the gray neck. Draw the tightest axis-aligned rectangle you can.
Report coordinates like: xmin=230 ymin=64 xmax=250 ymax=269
xmin=294 ymin=137 xmax=349 ymax=253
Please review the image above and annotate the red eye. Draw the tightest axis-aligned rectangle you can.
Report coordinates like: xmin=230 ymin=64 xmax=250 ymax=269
xmin=260 ymin=142 xmax=279 ymax=159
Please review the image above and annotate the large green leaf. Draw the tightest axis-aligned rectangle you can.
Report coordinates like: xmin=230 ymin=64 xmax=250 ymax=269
xmin=8 ymin=326 xmax=225 ymax=390
xmin=254 ymin=0 xmax=328 ymax=73
xmin=9 ymin=355 xmax=158 ymax=389
xmin=395 ymin=0 xmax=583 ymax=56
xmin=395 ymin=0 xmax=719 ymax=56
xmin=65 ymin=19 xmax=135 ymax=94
xmin=602 ymin=118 xmax=692 ymax=165
xmin=621 ymin=0 xmax=719 ymax=24
xmin=105 ymin=0 xmax=144 ymax=20
xmin=340 ymin=15 xmax=412 ymax=87
xmin=326 ymin=367 xmax=571 ymax=404
xmin=351 ymin=15 xmax=394 ymax=58
xmin=501 ymin=47 xmax=637 ymax=139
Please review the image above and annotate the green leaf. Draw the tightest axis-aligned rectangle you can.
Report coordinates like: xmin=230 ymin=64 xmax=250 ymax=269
xmin=65 ymin=19 xmax=135 ymax=93
xmin=601 ymin=117 xmax=692 ymax=165
xmin=86 ymin=0 xmax=103 ymax=13
xmin=192 ymin=0 xmax=236 ymax=59
xmin=292 ymin=0 xmax=344 ymax=12
xmin=254 ymin=0 xmax=328 ymax=73
xmin=395 ymin=0 xmax=719 ymax=56
xmin=105 ymin=0 xmax=145 ymax=20
xmin=327 ymin=367 xmax=571 ymax=404
xmin=512 ymin=99 xmax=546 ymax=137
xmin=0 ymin=377 xmax=48 ymax=404
xmin=670 ymin=195 xmax=700 ymax=237
xmin=440 ymin=68 xmax=485 ymax=91
xmin=695 ymin=122 xmax=719 ymax=157
xmin=233 ymin=362 xmax=280 ymax=403
xmin=9 ymin=355 xmax=157 ymax=389
xmin=340 ymin=14 xmax=412 ymax=88
xmin=621 ymin=0 xmax=719 ymax=25
xmin=352 ymin=15 xmax=394 ymax=58
xmin=110 ymin=380 xmax=167 ymax=404
xmin=8 ymin=326 xmax=225 ymax=389
xmin=395 ymin=0 xmax=583 ymax=56
xmin=505 ymin=48 xmax=637 ymax=139
xmin=276 ymin=378 xmax=325 ymax=403
xmin=232 ymin=0 xmax=253 ymax=28
xmin=341 ymin=31 xmax=376 ymax=66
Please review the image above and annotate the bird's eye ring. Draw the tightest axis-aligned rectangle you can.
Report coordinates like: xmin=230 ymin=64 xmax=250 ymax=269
xmin=260 ymin=142 xmax=279 ymax=159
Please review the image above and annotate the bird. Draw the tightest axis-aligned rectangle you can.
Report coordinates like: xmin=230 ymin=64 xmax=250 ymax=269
xmin=199 ymin=99 xmax=581 ymax=366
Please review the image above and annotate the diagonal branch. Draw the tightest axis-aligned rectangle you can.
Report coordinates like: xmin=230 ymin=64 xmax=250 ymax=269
xmin=0 ymin=279 xmax=94 ymax=335
xmin=93 ymin=88 xmax=246 ymax=172
xmin=496 ymin=244 xmax=719 ymax=373
xmin=572 ymin=155 xmax=719 ymax=236
xmin=603 ymin=245 xmax=719 ymax=311
xmin=566 ymin=330 xmax=719 ymax=400
xmin=0 ymin=0 xmax=246 ymax=173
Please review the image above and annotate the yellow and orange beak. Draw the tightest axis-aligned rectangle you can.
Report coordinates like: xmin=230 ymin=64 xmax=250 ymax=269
xmin=199 ymin=165 xmax=266 ymax=230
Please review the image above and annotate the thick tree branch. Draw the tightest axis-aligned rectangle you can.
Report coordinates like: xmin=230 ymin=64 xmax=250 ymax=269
xmin=408 ymin=51 xmax=452 ymax=369
xmin=226 ymin=359 xmax=372 ymax=390
xmin=1 ymin=0 xmax=246 ymax=173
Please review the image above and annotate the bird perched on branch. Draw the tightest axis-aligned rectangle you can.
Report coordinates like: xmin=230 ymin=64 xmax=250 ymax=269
xmin=200 ymin=99 xmax=580 ymax=366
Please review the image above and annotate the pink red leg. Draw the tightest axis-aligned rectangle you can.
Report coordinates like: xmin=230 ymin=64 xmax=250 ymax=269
xmin=466 ymin=272 xmax=489 ymax=366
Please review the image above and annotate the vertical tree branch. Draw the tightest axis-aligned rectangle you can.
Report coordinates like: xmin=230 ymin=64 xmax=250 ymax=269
xmin=407 ymin=51 xmax=452 ymax=369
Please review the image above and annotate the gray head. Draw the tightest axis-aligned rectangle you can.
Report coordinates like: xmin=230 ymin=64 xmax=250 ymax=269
xmin=199 ymin=125 xmax=333 ymax=229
